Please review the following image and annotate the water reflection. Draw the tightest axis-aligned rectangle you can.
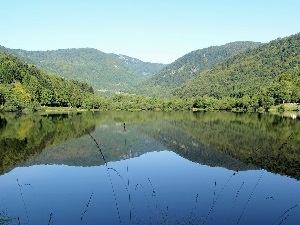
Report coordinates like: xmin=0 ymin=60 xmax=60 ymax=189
xmin=0 ymin=111 xmax=300 ymax=224
xmin=1 ymin=151 xmax=299 ymax=224
xmin=1 ymin=111 xmax=300 ymax=178
xmin=0 ymin=112 xmax=99 ymax=174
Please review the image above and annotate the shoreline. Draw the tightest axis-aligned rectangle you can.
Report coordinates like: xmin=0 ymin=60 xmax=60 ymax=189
xmin=1 ymin=104 xmax=299 ymax=118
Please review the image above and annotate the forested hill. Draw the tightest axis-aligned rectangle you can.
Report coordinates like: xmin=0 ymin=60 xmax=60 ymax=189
xmin=109 ymin=53 xmax=165 ymax=78
xmin=176 ymin=33 xmax=300 ymax=99
xmin=0 ymin=50 xmax=97 ymax=111
xmin=128 ymin=41 xmax=262 ymax=96
xmin=0 ymin=47 xmax=164 ymax=93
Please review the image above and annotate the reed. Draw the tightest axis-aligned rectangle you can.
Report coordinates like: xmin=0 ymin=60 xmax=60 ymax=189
xmin=126 ymin=166 xmax=132 ymax=223
xmin=272 ymin=204 xmax=298 ymax=225
xmin=107 ymin=167 xmax=139 ymax=224
xmin=236 ymin=171 xmax=264 ymax=225
xmin=82 ymin=125 xmax=299 ymax=224
xmin=88 ymin=131 xmax=125 ymax=223
xmin=147 ymin=177 xmax=161 ymax=223
xmin=188 ymin=193 xmax=199 ymax=225
xmin=16 ymin=179 xmax=30 ymax=225
xmin=135 ymin=183 xmax=152 ymax=224
xmin=47 ymin=212 xmax=53 ymax=225
xmin=80 ymin=193 xmax=93 ymax=224
xmin=88 ymin=132 xmax=107 ymax=166
xmin=202 ymin=172 xmax=236 ymax=224
xmin=225 ymin=181 xmax=245 ymax=225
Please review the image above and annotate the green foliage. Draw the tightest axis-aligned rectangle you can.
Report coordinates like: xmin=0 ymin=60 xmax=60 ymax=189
xmin=264 ymin=73 xmax=300 ymax=104
xmin=258 ymin=94 xmax=275 ymax=112
xmin=176 ymin=33 xmax=300 ymax=101
xmin=2 ymin=33 xmax=300 ymax=112
xmin=0 ymin=51 xmax=95 ymax=111
xmin=1 ymin=47 xmax=164 ymax=93
xmin=109 ymin=53 xmax=165 ymax=78
xmin=129 ymin=41 xmax=261 ymax=96
xmin=277 ymin=105 xmax=285 ymax=113
xmin=104 ymin=94 xmax=194 ymax=112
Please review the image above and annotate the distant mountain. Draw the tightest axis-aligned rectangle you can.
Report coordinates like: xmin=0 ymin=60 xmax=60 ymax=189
xmin=0 ymin=47 xmax=164 ymax=93
xmin=109 ymin=53 xmax=165 ymax=78
xmin=175 ymin=33 xmax=300 ymax=98
xmin=128 ymin=41 xmax=262 ymax=96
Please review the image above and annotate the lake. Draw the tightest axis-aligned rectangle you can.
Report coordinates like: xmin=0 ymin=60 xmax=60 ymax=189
xmin=0 ymin=111 xmax=299 ymax=225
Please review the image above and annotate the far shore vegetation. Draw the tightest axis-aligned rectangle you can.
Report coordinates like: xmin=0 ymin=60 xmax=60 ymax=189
xmin=3 ymin=94 xmax=299 ymax=116
xmin=1 ymin=33 xmax=300 ymax=115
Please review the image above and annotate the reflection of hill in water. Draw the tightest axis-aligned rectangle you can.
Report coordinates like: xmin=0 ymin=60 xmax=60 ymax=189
xmin=0 ymin=113 xmax=99 ymax=174
xmin=132 ymin=120 xmax=257 ymax=171
xmin=189 ymin=112 xmax=300 ymax=180
xmin=22 ymin=122 xmax=167 ymax=167
xmin=13 ymin=112 xmax=255 ymax=172
xmin=21 ymin=119 xmax=253 ymax=172
xmin=108 ymin=111 xmax=300 ymax=180
xmin=1 ymin=111 xmax=300 ymax=180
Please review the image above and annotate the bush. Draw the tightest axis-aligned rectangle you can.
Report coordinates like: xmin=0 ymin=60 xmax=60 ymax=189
xmin=277 ymin=105 xmax=285 ymax=113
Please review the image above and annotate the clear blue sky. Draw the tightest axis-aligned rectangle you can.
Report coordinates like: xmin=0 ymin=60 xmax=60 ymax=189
xmin=0 ymin=0 xmax=299 ymax=63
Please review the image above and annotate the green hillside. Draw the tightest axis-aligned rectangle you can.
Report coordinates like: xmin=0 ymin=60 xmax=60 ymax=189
xmin=176 ymin=33 xmax=300 ymax=101
xmin=0 ymin=47 xmax=164 ymax=93
xmin=0 ymin=50 xmax=97 ymax=111
xmin=1 ymin=32 xmax=300 ymax=112
xmin=129 ymin=41 xmax=261 ymax=96
xmin=109 ymin=53 xmax=165 ymax=78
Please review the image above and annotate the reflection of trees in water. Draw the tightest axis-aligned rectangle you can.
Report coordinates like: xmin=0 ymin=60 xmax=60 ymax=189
xmin=1 ymin=111 xmax=300 ymax=180
xmin=180 ymin=112 xmax=300 ymax=180
xmin=125 ymin=111 xmax=300 ymax=179
xmin=0 ymin=113 xmax=98 ymax=174
xmin=134 ymin=119 xmax=257 ymax=171
xmin=0 ymin=117 xmax=7 ymax=128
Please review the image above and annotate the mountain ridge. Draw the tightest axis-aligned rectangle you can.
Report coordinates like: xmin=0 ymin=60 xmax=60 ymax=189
xmin=175 ymin=33 xmax=300 ymax=99
xmin=0 ymin=46 xmax=165 ymax=93
xmin=0 ymin=49 xmax=97 ymax=111
xmin=127 ymin=41 xmax=262 ymax=96
xmin=109 ymin=53 xmax=165 ymax=78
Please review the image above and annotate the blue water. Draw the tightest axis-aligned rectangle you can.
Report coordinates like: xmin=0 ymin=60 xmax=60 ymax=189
xmin=1 ymin=151 xmax=299 ymax=225
xmin=1 ymin=111 xmax=300 ymax=224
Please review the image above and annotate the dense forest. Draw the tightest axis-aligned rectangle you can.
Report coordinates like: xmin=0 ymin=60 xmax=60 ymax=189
xmin=0 ymin=50 xmax=98 ymax=111
xmin=0 ymin=49 xmax=270 ymax=113
xmin=1 ymin=32 xmax=300 ymax=113
xmin=0 ymin=46 xmax=164 ymax=93
xmin=128 ymin=41 xmax=262 ymax=96
xmin=175 ymin=33 xmax=300 ymax=106
xmin=0 ymin=50 xmax=192 ymax=112
xmin=109 ymin=53 xmax=165 ymax=78
xmin=0 ymin=49 xmax=255 ymax=113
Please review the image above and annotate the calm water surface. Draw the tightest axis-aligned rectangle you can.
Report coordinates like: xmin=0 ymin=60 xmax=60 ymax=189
xmin=0 ymin=111 xmax=299 ymax=224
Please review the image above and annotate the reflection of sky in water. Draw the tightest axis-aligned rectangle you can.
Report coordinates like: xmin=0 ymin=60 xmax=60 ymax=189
xmin=1 ymin=151 xmax=299 ymax=225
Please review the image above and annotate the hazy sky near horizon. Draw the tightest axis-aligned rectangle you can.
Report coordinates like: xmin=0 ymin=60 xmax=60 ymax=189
xmin=1 ymin=0 xmax=300 ymax=63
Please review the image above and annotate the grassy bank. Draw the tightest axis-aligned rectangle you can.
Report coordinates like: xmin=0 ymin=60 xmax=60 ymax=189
xmin=31 ymin=106 xmax=100 ymax=115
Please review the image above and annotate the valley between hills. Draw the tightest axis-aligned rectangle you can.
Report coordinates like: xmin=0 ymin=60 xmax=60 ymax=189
xmin=0 ymin=32 xmax=300 ymax=113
